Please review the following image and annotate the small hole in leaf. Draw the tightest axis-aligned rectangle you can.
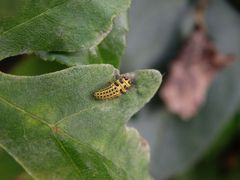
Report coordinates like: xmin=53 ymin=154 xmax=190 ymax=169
xmin=0 ymin=54 xmax=67 ymax=76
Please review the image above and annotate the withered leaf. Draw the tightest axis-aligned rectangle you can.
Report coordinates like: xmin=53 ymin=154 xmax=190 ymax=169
xmin=160 ymin=27 xmax=234 ymax=120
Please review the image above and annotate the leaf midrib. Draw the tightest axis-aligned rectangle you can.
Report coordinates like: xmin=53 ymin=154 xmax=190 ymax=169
xmin=52 ymin=133 xmax=84 ymax=179
xmin=0 ymin=95 xmax=50 ymax=126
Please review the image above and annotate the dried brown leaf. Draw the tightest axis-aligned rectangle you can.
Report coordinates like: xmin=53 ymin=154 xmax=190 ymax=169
xmin=160 ymin=27 xmax=234 ymax=120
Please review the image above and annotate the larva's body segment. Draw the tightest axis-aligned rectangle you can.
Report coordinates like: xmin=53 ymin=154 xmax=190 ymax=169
xmin=94 ymin=76 xmax=132 ymax=100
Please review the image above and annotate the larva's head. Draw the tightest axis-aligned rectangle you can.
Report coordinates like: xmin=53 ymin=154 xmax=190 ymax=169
xmin=122 ymin=76 xmax=132 ymax=87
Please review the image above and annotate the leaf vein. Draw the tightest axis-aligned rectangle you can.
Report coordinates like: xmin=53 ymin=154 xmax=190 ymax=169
xmin=52 ymin=133 xmax=84 ymax=179
xmin=0 ymin=95 xmax=51 ymax=127
xmin=55 ymin=105 xmax=98 ymax=125
xmin=0 ymin=0 xmax=68 ymax=36
xmin=61 ymin=129 xmax=127 ymax=178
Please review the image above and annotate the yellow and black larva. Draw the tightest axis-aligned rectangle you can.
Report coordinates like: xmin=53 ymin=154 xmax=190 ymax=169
xmin=94 ymin=76 xmax=132 ymax=100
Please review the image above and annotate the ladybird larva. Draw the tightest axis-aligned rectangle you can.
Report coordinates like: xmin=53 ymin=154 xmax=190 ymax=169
xmin=94 ymin=76 xmax=132 ymax=100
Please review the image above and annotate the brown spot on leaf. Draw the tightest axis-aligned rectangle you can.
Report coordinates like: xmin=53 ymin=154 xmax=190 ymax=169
xmin=160 ymin=27 xmax=234 ymax=120
xmin=52 ymin=125 xmax=61 ymax=134
xmin=14 ymin=172 xmax=31 ymax=180
xmin=140 ymin=137 xmax=150 ymax=153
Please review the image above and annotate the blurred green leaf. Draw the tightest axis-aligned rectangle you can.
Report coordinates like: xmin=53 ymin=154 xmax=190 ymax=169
xmin=207 ymin=0 xmax=240 ymax=55
xmin=10 ymin=55 xmax=67 ymax=76
xmin=128 ymin=0 xmax=240 ymax=179
xmin=121 ymin=0 xmax=187 ymax=72
xmin=11 ymin=55 xmax=67 ymax=76
xmin=130 ymin=62 xmax=240 ymax=178
xmin=0 ymin=0 xmax=130 ymax=65
xmin=37 ymin=12 xmax=128 ymax=68
xmin=0 ymin=65 xmax=161 ymax=179
xmin=177 ymin=112 xmax=240 ymax=180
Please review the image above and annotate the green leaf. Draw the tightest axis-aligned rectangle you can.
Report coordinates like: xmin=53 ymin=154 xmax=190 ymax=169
xmin=0 ymin=0 xmax=130 ymax=61
xmin=38 ymin=12 xmax=128 ymax=68
xmin=0 ymin=65 xmax=161 ymax=179
xmin=0 ymin=147 xmax=29 ymax=180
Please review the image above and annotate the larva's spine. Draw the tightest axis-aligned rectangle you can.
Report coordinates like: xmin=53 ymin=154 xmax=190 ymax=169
xmin=94 ymin=76 xmax=132 ymax=100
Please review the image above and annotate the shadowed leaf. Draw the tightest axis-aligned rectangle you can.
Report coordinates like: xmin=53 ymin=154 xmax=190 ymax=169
xmin=37 ymin=12 xmax=128 ymax=68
